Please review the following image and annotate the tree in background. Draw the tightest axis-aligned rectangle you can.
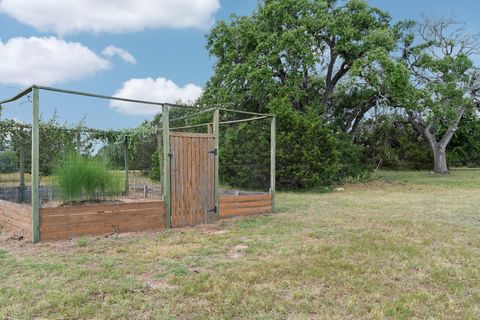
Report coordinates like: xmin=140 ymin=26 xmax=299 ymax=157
xmin=400 ymin=17 xmax=480 ymax=173
xmin=201 ymin=0 xmax=405 ymax=188
xmin=356 ymin=111 xmax=433 ymax=170
xmin=0 ymin=150 xmax=18 ymax=174
xmin=96 ymin=121 xmax=158 ymax=176
xmin=204 ymin=0 xmax=403 ymax=116
xmin=447 ymin=110 xmax=480 ymax=167
xmin=0 ymin=115 xmax=84 ymax=177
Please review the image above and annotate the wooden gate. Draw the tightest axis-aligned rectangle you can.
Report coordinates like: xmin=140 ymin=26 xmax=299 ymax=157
xmin=169 ymin=132 xmax=216 ymax=228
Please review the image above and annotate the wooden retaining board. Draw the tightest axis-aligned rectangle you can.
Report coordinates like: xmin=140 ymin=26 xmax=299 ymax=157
xmin=219 ymin=194 xmax=272 ymax=218
xmin=0 ymin=200 xmax=32 ymax=240
xmin=40 ymin=201 xmax=165 ymax=241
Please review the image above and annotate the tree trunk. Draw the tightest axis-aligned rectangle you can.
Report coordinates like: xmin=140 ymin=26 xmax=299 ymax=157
xmin=432 ymin=143 xmax=448 ymax=174
xmin=407 ymin=106 xmax=466 ymax=175
xmin=424 ymin=134 xmax=450 ymax=174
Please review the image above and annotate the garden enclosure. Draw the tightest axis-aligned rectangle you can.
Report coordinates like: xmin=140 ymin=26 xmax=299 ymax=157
xmin=0 ymin=85 xmax=275 ymax=242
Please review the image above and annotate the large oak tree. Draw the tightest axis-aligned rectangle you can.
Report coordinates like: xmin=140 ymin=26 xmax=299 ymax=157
xmin=202 ymin=0 xmax=403 ymax=124
xmin=201 ymin=0 xmax=406 ymax=188
xmin=401 ymin=17 xmax=480 ymax=173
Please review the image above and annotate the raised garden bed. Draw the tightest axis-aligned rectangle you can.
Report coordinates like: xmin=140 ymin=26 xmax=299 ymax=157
xmin=0 ymin=192 xmax=272 ymax=241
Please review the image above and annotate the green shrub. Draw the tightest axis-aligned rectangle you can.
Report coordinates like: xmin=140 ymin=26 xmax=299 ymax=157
xmin=447 ymin=110 xmax=480 ymax=168
xmin=150 ymin=152 xmax=160 ymax=181
xmin=0 ymin=150 xmax=18 ymax=173
xmin=219 ymin=100 xmax=372 ymax=190
xmin=357 ymin=115 xmax=433 ymax=170
xmin=54 ymin=153 xmax=123 ymax=203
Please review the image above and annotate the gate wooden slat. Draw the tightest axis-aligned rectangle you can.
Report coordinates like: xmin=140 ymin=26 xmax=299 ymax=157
xmin=179 ymin=135 xmax=185 ymax=227
xmin=186 ymin=136 xmax=191 ymax=226
xmin=192 ymin=137 xmax=197 ymax=226
xmin=200 ymin=136 xmax=206 ymax=223
xmin=195 ymin=137 xmax=201 ymax=225
xmin=171 ymin=136 xmax=176 ymax=227
xmin=179 ymin=135 xmax=184 ymax=227
xmin=176 ymin=135 xmax=181 ymax=226
xmin=186 ymin=136 xmax=192 ymax=226
xmin=210 ymin=138 xmax=215 ymax=222
xmin=205 ymin=138 xmax=210 ymax=223
xmin=175 ymin=135 xmax=180 ymax=227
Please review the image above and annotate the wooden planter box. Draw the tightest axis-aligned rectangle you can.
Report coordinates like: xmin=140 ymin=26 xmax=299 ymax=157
xmin=39 ymin=201 xmax=166 ymax=241
xmin=219 ymin=194 xmax=272 ymax=219
xmin=0 ymin=193 xmax=272 ymax=242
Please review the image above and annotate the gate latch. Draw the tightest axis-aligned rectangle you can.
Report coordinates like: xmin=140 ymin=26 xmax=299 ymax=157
xmin=208 ymin=206 xmax=217 ymax=213
xmin=208 ymin=148 xmax=217 ymax=156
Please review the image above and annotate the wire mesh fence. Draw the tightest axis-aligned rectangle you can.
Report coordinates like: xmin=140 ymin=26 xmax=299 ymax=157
xmin=0 ymin=93 xmax=33 ymax=204
xmin=218 ymin=112 xmax=271 ymax=194
xmin=0 ymin=87 xmax=274 ymax=209
xmin=0 ymin=85 xmax=275 ymax=243
xmin=170 ymin=107 xmax=273 ymax=195
xmin=0 ymin=87 xmax=165 ymax=207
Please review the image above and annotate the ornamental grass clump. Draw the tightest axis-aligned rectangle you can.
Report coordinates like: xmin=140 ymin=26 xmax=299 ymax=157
xmin=54 ymin=153 xmax=123 ymax=203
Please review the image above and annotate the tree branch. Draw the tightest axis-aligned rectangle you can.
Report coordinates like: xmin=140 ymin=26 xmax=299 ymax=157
xmin=439 ymin=105 xmax=467 ymax=148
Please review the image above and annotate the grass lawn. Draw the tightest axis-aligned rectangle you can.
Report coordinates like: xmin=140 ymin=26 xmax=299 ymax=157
xmin=1 ymin=170 xmax=479 ymax=319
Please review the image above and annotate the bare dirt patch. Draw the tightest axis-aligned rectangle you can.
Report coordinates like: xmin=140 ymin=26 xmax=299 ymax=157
xmin=141 ymin=272 xmax=178 ymax=290
xmin=229 ymin=244 xmax=249 ymax=260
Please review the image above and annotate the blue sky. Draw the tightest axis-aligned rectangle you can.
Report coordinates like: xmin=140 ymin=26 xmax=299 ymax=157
xmin=0 ymin=0 xmax=478 ymax=129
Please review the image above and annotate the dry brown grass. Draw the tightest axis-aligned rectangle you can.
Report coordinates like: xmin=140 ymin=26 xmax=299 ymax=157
xmin=0 ymin=170 xmax=479 ymax=319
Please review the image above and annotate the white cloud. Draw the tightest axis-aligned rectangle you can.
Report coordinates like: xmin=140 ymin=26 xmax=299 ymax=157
xmin=102 ymin=46 xmax=136 ymax=64
xmin=0 ymin=0 xmax=221 ymax=35
xmin=111 ymin=77 xmax=203 ymax=115
xmin=0 ymin=37 xmax=110 ymax=86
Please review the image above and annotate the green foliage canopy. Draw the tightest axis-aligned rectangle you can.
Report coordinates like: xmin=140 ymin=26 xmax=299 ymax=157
xmin=201 ymin=0 xmax=408 ymax=188
xmin=396 ymin=17 xmax=480 ymax=173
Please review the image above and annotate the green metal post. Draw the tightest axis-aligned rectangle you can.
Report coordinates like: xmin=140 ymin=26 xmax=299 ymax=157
xmin=271 ymin=116 xmax=276 ymax=212
xmin=31 ymin=87 xmax=40 ymax=243
xmin=156 ymin=125 xmax=163 ymax=190
xmin=162 ymin=105 xmax=171 ymax=228
xmin=124 ymin=136 xmax=129 ymax=194
xmin=213 ymin=108 xmax=220 ymax=220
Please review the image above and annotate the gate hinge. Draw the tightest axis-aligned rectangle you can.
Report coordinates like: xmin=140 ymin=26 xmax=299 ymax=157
xmin=208 ymin=206 xmax=217 ymax=213
xmin=208 ymin=148 xmax=217 ymax=156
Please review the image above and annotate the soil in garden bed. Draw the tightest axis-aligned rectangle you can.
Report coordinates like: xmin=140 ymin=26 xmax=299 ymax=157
xmin=41 ymin=196 xmax=163 ymax=208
